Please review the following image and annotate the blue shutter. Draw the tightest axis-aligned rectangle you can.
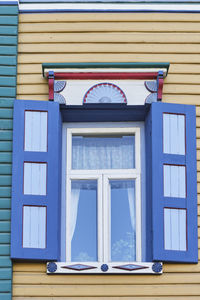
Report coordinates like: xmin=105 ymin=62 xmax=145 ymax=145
xmin=146 ymin=102 xmax=197 ymax=263
xmin=11 ymin=100 xmax=62 ymax=260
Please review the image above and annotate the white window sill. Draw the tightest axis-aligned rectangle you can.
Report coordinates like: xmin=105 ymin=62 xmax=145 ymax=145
xmin=47 ymin=262 xmax=162 ymax=274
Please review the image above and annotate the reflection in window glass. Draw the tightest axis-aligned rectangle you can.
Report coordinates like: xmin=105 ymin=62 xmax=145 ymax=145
xmin=72 ymin=135 xmax=135 ymax=170
xmin=110 ymin=180 xmax=136 ymax=262
xmin=71 ymin=180 xmax=97 ymax=262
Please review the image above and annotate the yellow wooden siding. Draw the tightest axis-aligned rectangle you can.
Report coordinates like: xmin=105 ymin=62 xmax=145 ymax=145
xmin=14 ymin=12 xmax=200 ymax=300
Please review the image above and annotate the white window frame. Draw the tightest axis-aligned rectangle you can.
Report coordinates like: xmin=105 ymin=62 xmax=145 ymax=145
xmin=56 ymin=122 xmax=161 ymax=274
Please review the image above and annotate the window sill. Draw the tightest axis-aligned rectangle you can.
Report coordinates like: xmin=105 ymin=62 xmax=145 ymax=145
xmin=47 ymin=262 xmax=162 ymax=274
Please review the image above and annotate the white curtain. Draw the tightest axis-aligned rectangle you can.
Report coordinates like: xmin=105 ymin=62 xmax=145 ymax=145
xmin=70 ymin=188 xmax=80 ymax=242
xmin=127 ymin=186 xmax=136 ymax=235
xmin=72 ymin=136 xmax=135 ymax=170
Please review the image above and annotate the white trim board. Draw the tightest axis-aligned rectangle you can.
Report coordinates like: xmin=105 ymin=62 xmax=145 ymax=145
xmin=19 ymin=3 xmax=200 ymax=12
xmin=43 ymin=68 xmax=168 ymax=78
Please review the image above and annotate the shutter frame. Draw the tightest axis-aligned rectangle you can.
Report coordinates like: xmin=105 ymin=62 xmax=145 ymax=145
xmin=11 ymin=100 xmax=62 ymax=261
xmin=147 ymin=102 xmax=198 ymax=263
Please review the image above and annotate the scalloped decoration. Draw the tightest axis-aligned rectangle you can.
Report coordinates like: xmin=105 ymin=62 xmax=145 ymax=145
xmin=145 ymin=93 xmax=157 ymax=104
xmin=54 ymin=93 xmax=66 ymax=104
xmin=54 ymin=81 xmax=66 ymax=93
xmin=145 ymin=81 xmax=157 ymax=93
xmin=83 ymin=82 xmax=127 ymax=104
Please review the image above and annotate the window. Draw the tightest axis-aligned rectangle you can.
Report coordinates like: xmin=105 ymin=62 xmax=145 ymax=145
xmin=10 ymin=100 xmax=198 ymax=274
xmin=61 ymin=124 xmax=143 ymax=271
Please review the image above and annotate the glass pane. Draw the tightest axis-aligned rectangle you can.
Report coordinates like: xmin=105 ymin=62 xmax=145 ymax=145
xmin=72 ymin=135 xmax=135 ymax=170
xmin=110 ymin=180 xmax=136 ymax=262
xmin=71 ymin=180 xmax=97 ymax=262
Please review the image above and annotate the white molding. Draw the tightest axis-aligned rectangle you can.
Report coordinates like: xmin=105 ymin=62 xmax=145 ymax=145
xmin=19 ymin=3 xmax=200 ymax=12
xmin=43 ymin=68 xmax=168 ymax=78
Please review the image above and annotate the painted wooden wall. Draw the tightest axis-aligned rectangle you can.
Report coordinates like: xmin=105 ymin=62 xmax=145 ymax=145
xmin=0 ymin=3 xmax=18 ymax=300
xmin=14 ymin=12 xmax=200 ymax=299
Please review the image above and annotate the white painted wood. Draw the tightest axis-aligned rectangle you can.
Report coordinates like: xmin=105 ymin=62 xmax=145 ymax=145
xmin=164 ymin=208 xmax=186 ymax=251
xmin=19 ymin=3 xmax=200 ymax=13
xmin=171 ymin=209 xmax=179 ymax=250
xmin=24 ymin=162 xmax=47 ymax=195
xmin=61 ymin=80 xmax=150 ymax=106
xmin=178 ymin=115 xmax=185 ymax=155
xmin=170 ymin=114 xmax=178 ymax=154
xmin=163 ymin=165 xmax=186 ymax=198
xmin=44 ymin=68 xmax=168 ymax=78
xmin=163 ymin=113 xmax=170 ymax=154
xmin=163 ymin=113 xmax=185 ymax=155
xmin=24 ymin=111 xmax=48 ymax=152
xmin=178 ymin=165 xmax=186 ymax=198
xmin=23 ymin=206 xmax=46 ymax=249
xmin=164 ymin=208 xmax=171 ymax=250
xmin=47 ymin=261 xmax=162 ymax=274
xmin=179 ymin=209 xmax=187 ymax=251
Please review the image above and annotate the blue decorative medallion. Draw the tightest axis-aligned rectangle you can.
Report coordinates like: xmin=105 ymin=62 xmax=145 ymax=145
xmin=101 ymin=264 xmax=109 ymax=272
xmin=47 ymin=262 xmax=57 ymax=273
xmin=113 ymin=264 xmax=149 ymax=271
xmin=83 ymin=82 xmax=127 ymax=104
xmin=152 ymin=263 xmax=162 ymax=273
xmin=61 ymin=264 xmax=97 ymax=271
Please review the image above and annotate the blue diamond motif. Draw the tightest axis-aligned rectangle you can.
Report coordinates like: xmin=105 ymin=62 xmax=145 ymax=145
xmin=62 ymin=264 xmax=96 ymax=271
xmin=113 ymin=264 xmax=149 ymax=271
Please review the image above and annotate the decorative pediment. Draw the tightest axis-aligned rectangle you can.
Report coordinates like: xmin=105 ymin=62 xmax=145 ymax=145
xmin=43 ymin=62 xmax=169 ymax=105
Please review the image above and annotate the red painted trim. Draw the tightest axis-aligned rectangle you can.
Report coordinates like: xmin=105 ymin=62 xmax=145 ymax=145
xmin=157 ymin=77 xmax=164 ymax=101
xmin=48 ymin=77 xmax=54 ymax=101
xmin=48 ymin=72 xmax=159 ymax=80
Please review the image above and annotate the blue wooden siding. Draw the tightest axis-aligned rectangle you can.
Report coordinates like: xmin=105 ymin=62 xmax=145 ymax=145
xmin=0 ymin=3 xmax=18 ymax=300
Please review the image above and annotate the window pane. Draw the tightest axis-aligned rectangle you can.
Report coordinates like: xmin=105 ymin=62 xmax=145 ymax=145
xmin=110 ymin=180 xmax=136 ymax=262
xmin=72 ymin=135 xmax=135 ymax=170
xmin=71 ymin=180 xmax=97 ymax=262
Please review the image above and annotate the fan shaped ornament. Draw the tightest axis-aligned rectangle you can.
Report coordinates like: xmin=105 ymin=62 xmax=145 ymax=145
xmin=83 ymin=83 xmax=127 ymax=104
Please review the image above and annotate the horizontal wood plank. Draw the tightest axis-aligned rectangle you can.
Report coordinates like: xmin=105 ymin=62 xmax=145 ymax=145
xmin=0 ymin=199 xmax=11 ymax=209
xmin=17 ymin=63 xmax=200 ymax=75
xmin=18 ymin=22 xmax=200 ymax=33
xmin=17 ymin=53 xmax=200 ymax=64
xmin=0 ymin=36 xmax=17 ymax=46
xmin=0 ymin=16 xmax=18 ymax=26
xmin=12 ymin=272 xmax=200 ymax=285
xmin=18 ymin=43 xmax=200 ymax=54
xmin=11 ymin=297 xmax=200 ymax=300
xmin=12 ymin=283 xmax=200 ymax=297
xmin=18 ymin=32 xmax=200 ymax=44
xmin=0 ymin=26 xmax=18 ymax=36
xmin=18 ymin=13 xmax=200 ymax=23
xmin=0 ymin=6 xmax=18 ymax=15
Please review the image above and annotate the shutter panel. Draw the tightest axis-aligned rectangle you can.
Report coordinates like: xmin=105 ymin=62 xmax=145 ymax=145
xmin=11 ymin=100 xmax=62 ymax=260
xmin=146 ymin=102 xmax=197 ymax=263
